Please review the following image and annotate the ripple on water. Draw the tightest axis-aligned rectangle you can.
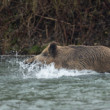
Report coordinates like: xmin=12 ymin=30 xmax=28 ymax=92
xmin=0 ymin=57 xmax=110 ymax=110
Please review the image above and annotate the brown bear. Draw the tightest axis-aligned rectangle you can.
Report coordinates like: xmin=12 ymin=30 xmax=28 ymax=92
xmin=25 ymin=42 xmax=110 ymax=73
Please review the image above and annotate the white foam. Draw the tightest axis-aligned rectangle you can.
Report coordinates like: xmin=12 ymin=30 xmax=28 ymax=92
xmin=18 ymin=61 xmax=99 ymax=79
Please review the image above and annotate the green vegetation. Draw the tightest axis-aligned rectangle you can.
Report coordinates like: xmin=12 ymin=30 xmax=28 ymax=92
xmin=29 ymin=45 xmax=46 ymax=55
xmin=0 ymin=0 xmax=110 ymax=54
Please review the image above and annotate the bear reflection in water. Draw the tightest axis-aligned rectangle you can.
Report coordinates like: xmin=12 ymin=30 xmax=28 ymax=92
xmin=25 ymin=42 xmax=110 ymax=73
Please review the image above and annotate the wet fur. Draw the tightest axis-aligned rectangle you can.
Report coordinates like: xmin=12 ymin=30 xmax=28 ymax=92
xmin=56 ymin=46 xmax=110 ymax=72
xmin=25 ymin=42 xmax=110 ymax=73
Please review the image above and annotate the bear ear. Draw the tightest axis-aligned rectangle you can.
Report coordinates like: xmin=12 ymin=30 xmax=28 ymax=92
xmin=48 ymin=42 xmax=57 ymax=57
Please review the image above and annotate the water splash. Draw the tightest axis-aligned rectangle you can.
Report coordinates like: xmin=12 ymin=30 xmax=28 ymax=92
xmin=18 ymin=60 xmax=99 ymax=79
xmin=16 ymin=51 xmax=18 ymax=57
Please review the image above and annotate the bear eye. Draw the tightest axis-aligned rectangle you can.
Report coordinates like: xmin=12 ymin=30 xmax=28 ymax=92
xmin=42 ymin=52 xmax=48 ymax=56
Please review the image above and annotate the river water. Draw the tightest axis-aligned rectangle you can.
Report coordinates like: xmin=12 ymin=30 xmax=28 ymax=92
xmin=0 ymin=56 xmax=110 ymax=110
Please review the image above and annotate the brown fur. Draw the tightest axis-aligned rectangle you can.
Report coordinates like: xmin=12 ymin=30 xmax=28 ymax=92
xmin=25 ymin=42 xmax=110 ymax=73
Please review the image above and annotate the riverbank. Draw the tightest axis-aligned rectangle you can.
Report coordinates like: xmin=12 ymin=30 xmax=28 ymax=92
xmin=0 ymin=0 xmax=110 ymax=55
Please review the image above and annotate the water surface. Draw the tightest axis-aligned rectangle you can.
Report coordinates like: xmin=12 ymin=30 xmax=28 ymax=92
xmin=0 ymin=56 xmax=110 ymax=110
